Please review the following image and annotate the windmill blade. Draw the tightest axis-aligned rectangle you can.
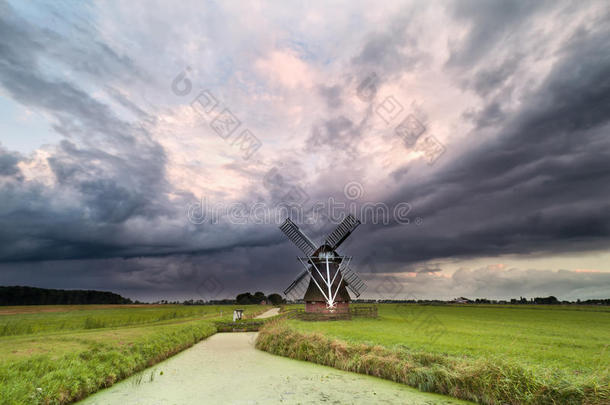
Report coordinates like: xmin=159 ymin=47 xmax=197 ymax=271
xmin=279 ymin=218 xmax=317 ymax=256
xmin=341 ymin=265 xmax=366 ymax=298
xmin=283 ymin=268 xmax=310 ymax=300
xmin=325 ymin=214 xmax=361 ymax=250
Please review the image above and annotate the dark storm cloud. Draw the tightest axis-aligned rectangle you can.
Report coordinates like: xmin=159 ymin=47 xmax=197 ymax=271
xmin=0 ymin=241 xmax=306 ymax=302
xmin=463 ymin=101 xmax=506 ymax=128
xmin=0 ymin=1 xmax=180 ymax=262
xmin=0 ymin=146 xmax=21 ymax=177
xmin=447 ymin=0 xmax=551 ymax=67
xmin=1 ymin=0 xmax=609 ymax=301
xmin=251 ymin=1 xmax=610 ymax=297
xmin=4 ymin=254 xmax=608 ymax=302
xmin=351 ymin=5 xmax=425 ymax=78
xmin=369 ymin=18 xmax=610 ymax=266
xmin=304 ymin=107 xmax=374 ymax=165
xmin=467 ymin=57 xmax=520 ymax=97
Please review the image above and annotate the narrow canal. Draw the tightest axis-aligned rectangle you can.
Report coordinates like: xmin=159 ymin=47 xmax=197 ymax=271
xmin=78 ymin=332 xmax=472 ymax=404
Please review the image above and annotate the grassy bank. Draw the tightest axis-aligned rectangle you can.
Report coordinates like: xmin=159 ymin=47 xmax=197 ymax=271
xmin=0 ymin=305 xmax=267 ymax=404
xmin=1 ymin=321 xmax=216 ymax=404
xmin=256 ymin=304 xmax=609 ymax=404
xmin=287 ymin=304 xmax=610 ymax=375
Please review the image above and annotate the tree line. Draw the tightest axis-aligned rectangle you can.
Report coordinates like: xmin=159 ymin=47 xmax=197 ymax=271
xmin=370 ymin=296 xmax=609 ymax=305
xmin=0 ymin=286 xmax=132 ymax=305
xmin=164 ymin=292 xmax=286 ymax=305
xmin=5 ymin=285 xmax=606 ymax=306
xmin=235 ymin=291 xmax=285 ymax=305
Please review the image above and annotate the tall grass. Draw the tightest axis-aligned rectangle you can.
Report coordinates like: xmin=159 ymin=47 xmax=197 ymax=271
xmin=0 ymin=321 xmax=216 ymax=405
xmin=256 ymin=321 xmax=609 ymax=405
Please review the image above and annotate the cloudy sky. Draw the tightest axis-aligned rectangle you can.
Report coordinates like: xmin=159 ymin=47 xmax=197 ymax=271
xmin=1 ymin=0 xmax=609 ymax=301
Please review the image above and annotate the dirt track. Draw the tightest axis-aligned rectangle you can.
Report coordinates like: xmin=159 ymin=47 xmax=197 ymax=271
xmin=254 ymin=307 xmax=280 ymax=318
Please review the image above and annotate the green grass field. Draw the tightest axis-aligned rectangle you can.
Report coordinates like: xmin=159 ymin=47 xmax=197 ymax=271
xmin=288 ymin=304 xmax=610 ymax=377
xmin=0 ymin=304 xmax=243 ymax=336
xmin=257 ymin=304 xmax=609 ymax=404
xmin=0 ymin=304 xmax=266 ymax=405
xmin=3 ymin=304 xmax=607 ymax=404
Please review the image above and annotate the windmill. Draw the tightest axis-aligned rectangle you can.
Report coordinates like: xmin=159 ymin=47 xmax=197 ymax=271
xmin=279 ymin=214 xmax=366 ymax=313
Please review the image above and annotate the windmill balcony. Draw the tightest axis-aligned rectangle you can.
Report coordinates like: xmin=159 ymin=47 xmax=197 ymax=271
xmin=305 ymin=301 xmax=349 ymax=314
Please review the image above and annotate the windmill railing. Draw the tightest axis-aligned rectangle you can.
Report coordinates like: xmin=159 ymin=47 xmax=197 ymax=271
xmin=280 ymin=305 xmax=378 ymax=321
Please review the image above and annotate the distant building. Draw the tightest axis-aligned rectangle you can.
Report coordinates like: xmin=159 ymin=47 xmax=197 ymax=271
xmin=452 ymin=297 xmax=472 ymax=304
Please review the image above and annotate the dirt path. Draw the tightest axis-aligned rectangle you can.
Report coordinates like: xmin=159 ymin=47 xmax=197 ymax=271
xmin=254 ymin=307 xmax=280 ymax=318
xmin=78 ymin=332 xmax=472 ymax=405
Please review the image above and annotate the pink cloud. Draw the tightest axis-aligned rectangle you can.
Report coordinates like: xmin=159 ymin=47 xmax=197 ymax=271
xmin=574 ymin=269 xmax=601 ymax=273
xmin=255 ymin=50 xmax=315 ymax=89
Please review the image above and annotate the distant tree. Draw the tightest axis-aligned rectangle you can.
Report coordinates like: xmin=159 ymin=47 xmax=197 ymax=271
xmin=209 ymin=299 xmax=234 ymax=305
xmin=252 ymin=291 xmax=266 ymax=304
xmin=235 ymin=291 xmax=273 ymax=305
xmin=267 ymin=293 xmax=285 ymax=305
xmin=236 ymin=292 xmax=254 ymax=305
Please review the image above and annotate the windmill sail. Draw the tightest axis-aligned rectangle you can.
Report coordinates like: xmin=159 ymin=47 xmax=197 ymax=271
xmin=284 ymin=268 xmax=310 ymax=299
xmin=279 ymin=215 xmax=367 ymax=308
xmin=325 ymin=214 xmax=361 ymax=250
xmin=340 ymin=263 xmax=366 ymax=297
xmin=279 ymin=218 xmax=317 ymax=256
